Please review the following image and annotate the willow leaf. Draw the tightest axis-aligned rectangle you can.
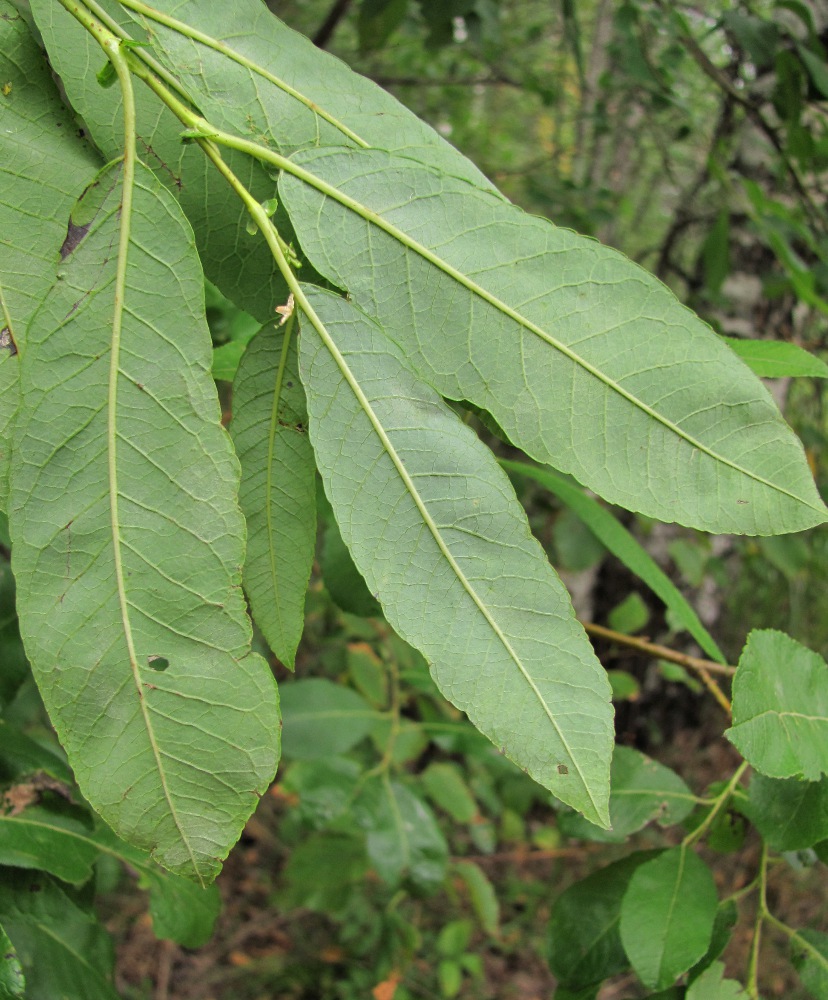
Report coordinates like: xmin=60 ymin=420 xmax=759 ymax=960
xmin=0 ymin=1 xmax=100 ymax=508
xmin=9 ymin=161 xmax=280 ymax=882
xmin=279 ymin=148 xmax=827 ymax=536
xmin=231 ymin=324 xmax=316 ymax=667
xmin=298 ymin=287 xmax=613 ymax=825
xmin=28 ymin=0 xmax=291 ymax=322
xmin=119 ymin=0 xmax=496 ymax=191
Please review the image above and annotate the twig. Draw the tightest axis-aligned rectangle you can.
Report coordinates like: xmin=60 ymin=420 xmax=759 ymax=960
xmin=372 ymin=74 xmax=523 ymax=90
xmin=313 ymin=0 xmax=353 ymax=49
xmin=155 ymin=939 xmax=175 ymax=1000
xmin=581 ymin=621 xmax=735 ymax=676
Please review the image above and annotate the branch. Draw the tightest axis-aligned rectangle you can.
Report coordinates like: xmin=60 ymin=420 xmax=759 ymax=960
xmin=313 ymin=0 xmax=354 ymax=49
xmin=372 ymin=73 xmax=524 ymax=90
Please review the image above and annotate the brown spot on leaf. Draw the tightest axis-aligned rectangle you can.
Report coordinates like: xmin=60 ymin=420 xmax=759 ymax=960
xmin=557 ymin=764 xmax=569 ymax=775
xmin=60 ymin=219 xmax=91 ymax=259
xmin=0 ymin=327 xmax=17 ymax=357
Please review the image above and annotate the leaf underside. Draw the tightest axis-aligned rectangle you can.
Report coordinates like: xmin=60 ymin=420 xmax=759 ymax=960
xmin=299 ymin=287 xmax=613 ymax=825
xmin=0 ymin=1 xmax=101 ymax=508
xmin=279 ymin=147 xmax=826 ymax=535
xmin=10 ymin=161 xmax=279 ymax=882
xmin=231 ymin=326 xmax=316 ymax=667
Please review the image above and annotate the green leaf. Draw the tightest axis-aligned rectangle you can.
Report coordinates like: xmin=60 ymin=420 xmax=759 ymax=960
xmin=279 ymin=147 xmax=826 ymax=536
xmin=280 ymin=832 xmax=368 ymax=913
xmin=0 ymin=563 xmax=28 ymax=710
xmin=0 ymin=926 xmax=25 ymax=999
xmin=9 ymin=162 xmax=280 ymax=882
xmin=0 ymin=807 xmax=99 ymax=885
xmin=452 ymin=860 xmax=499 ymax=936
xmin=607 ymin=592 xmax=649 ymax=635
xmin=687 ymin=964 xmax=747 ymax=1000
xmin=353 ymin=776 xmax=448 ymax=891
xmin=231 ymin=324 xmax=316 ymax=667
xmin=358 ymin=0 xmax=409 ymax=50
xmin=29 ymin=0 xmax=292 ymax=323
xmin=0 ymin=1 xmax=100 ymax=508
xmin=688 ymin=901 xmax=739 ymax=983
xmin=620 ymin=846 xmax=718 ymax=990
xmin=723 ymin=337 xmax=828 ymax=379
xmin=561 ymin=746 xmax=696 ymax=843
xmin=791 ymin=928 xmax=828 ymax=998
xmin=320 ymin=510 xmax=383 ymax=618
xmin=0 ymin=870 xmax=118 ymax=1000
xmin=347 ymin=643 xmax=388 ymax=706
xmin=0 ymin=721 xmax=73 ymax=785
xmin=727 ymin=630 xmax=828 ymax=781
xmin=280 ymin=756 xmax=362 ymax=829
xmin=298 ymin=287 xmax=613 ymax=824
xmin=124 ymin=0 xmax=495 ymax=194
xmin=798 ymin=45 xmax=828 ymax=101
xmin=279 ymin=679 xmax=378 ymax=759
xmin=547 ymin=852 xmax=653 ymax=989
xmin=746 ymin=774 xmax=828 ymax=851
xmin=501 ymin=461 xmax=726 ymax=663
xmin=421 ymin=763 xmax=478 ymax=823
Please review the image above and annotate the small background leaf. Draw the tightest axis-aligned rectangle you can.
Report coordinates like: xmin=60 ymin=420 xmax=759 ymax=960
xmin=746 ymin=774 xmax=828 ymax=851
xmin=279 ymin=679 xmax=378 ymax=759
xmin=723 ymin=337 xmax=828 ymax=378
xmin=727 ymin=629 xmax=828 ymax=780
xmin=620 ymin=846 xmax=718 ymax=990
xmin=791 ymin=928 xmax=828 ymax=998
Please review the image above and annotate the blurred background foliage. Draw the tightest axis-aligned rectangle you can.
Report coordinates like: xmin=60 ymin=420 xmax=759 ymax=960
xmin=2 ymin=1 xmax=827 ymax=998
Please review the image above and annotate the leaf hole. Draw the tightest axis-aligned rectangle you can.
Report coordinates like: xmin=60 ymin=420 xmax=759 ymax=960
xmin=147 ymin=655 xmax=169 ymax=672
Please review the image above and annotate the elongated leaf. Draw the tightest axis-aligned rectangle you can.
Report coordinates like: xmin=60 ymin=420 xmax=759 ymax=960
xmin=231 ymin=324 xmax=316 ymax=666
xmin=746 ymin=774 xmax=828 ymax=851
xmin=353 ymin=776 xmax=448 ymax=891
xmin=620 ymin=846 xmax=718 ymax=990
xmin=547 ymin=852 xmax=653 ymax=989
xmin=280 ymin=679 xmax=379 ymax=759
xmin=727 ymin=630 xmax=828 ymax=781
xmin=122 ymin=0 xmax=496 ymax=191
xmin=0 ymin=1 xmax=100 ymax=507
xmin=280 ymin=148 xmax=826 ymax=535
xmin=29 ymin=0 xmax=292 ymax=322
xmin=561 ymin=746 xmax=696 ymax=843
xmin=502 ymin=461 xmax=725 ymax=663
xmin=0 ymin=807 xmax=99 ymax=885
xmin=723 ymin=337 xmax=828 ymax=378
xmin=9 ymin=161 xmax=279 ymax=882
xmin=0 ymin=871 xmax=118 ymax=1000
xmin=298 ymin=287 xmax=613 ymax=824
xmin=453 ymin=861 xmax=499 ymax=936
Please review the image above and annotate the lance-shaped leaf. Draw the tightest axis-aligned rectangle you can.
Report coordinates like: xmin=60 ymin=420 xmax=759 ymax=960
xmin=0 ymin=1 xmax=100 ymax=507
xmin=727 ymin=630 xmax=828 ymax=781
xmin=279 ymin=148 xmax=827 ymax=535
xmin=298 ymin=287 xmax=613 ymax=825
xmin=231 ymin=324 xmax=316 ymax=667
xmin=119 ymin=0 xmax=496 ymax=191
xmin=9 ymin=161 xmax=280 ymax=882
xmin=723 ymin=337 xmax=828 ymax=379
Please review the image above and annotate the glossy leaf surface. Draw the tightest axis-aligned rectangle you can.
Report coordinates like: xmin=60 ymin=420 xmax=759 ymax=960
xmin=747 ymin=774 xmax=828 ymax=851
xmin=727 ymin=629 xmax=828 ymax=780
xmin=298 ymin=288 xmax=613 ymax=824
xmin=280 ymin=147 xmax=826 ymax=534
xmin=10 ymin=162 xmax=280 ymax=882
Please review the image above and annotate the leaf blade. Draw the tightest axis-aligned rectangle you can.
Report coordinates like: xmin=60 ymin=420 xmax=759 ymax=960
xmin=298 ymin=287 xmax=613 ymax=824
xmin=279 ymin=148 xmax=826 ymax=535
xmin=231 ymin=324 xmax=316 ymax=667
xmin=10 ymin=162 xmax=280 ymax=882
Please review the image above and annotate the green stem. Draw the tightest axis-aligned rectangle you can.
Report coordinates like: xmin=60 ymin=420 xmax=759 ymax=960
xmin=116 ymin=0 xmax=370 ymax=149
xmin=683 ymin=759 xmax=748 ymax=848
xmin=746 ymin=842 xmax=768 ymax=998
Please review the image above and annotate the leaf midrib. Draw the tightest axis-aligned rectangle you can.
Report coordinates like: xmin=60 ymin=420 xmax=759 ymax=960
xmin=274 ymin=152 xmax=825 ymax=516
xmin=298 ymin=288 xmax=602 ymax=819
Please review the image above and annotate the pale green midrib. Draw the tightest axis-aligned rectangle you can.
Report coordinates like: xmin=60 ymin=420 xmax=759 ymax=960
xmin=658 ymin=847 xmax=687 ymax=983
xmin=297 ymin=291 xmax=601 ymax=815
xmin=195 ymin=137 xmax=603 ymax=818
xmin=737 ymin=709 xmax=827 ymax=723
xmin=39 ymin=922 xmax=108 ymax=975
xmin=116 ymin=0 xmax=371 ymax=149
xmin=107 ymin=48 xmax=202 ymax=884
xmin=0 ymin=814 xmax=149 ymax=870
xmin=258 ymin=150 xmax=824 ymax=515
xmin=263 ymin=317 xmax=294 ymax=650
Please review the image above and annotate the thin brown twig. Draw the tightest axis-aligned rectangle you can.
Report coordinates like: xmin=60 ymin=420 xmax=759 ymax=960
xmin=312 ymin=0 xmax=353 ymax=49
xmin=154 ymin=939 xmax=175 ymax=1000
xmin=581 ymin=620 xmax=736 ymax=677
